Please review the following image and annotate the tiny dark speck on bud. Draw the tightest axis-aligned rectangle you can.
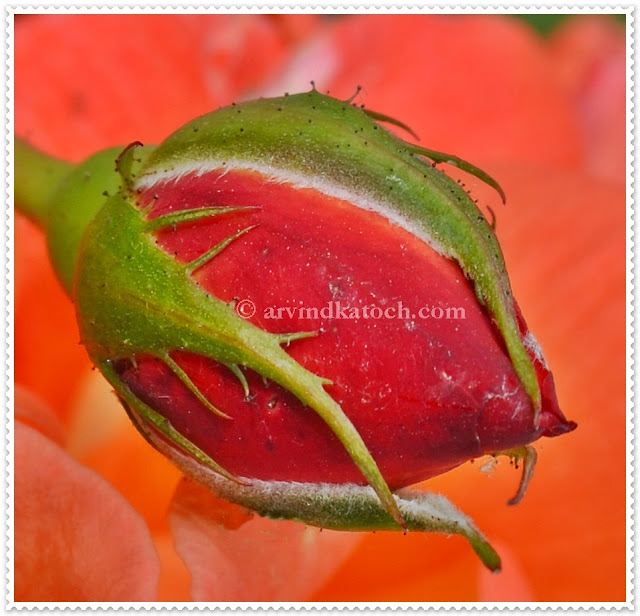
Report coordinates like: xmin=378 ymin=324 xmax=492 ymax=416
xmin=240 ymin=128 xmax=244 ymax=132
xmin=102 ymin=190 xmax=109 ymax=196
xmin=193 ymin=127 xmax=199 ymax=132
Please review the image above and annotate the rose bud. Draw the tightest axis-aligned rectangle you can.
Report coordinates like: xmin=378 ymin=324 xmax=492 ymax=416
xmin=15 ymin=88 xmax=576 ymax=571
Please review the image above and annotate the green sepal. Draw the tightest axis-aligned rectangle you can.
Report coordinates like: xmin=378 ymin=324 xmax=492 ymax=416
xmin=492 ymin=445 xmax=538 ymax=506
xmin=100 ymin=359 xmax=244 ymax=485
xmin=403 ymin=143 xmax=507 ymax=204
xmin=141 ymin=424 xmax=501 ymax=572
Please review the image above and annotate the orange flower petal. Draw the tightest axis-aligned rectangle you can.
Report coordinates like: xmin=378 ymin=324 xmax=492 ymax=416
xmin=153 ymin=533 xmax=192 ymax=602
xmin=549 ymin=16 xmax=626 ymax=182
xmin=15 ymin=419 xmax=161 ymax=601
xmin=14 ymin=385 xmax=65 ymax=446
xmin=15 ymin=14 xmax=295 ymax=160
xmin=312 ymin=530 xmax=480 ymax=601
xmin=15 ymin=213 xmax=92 ymax=421
xmin=168 ymin=477 xmax=362 ymax=601
xmin=477 ymin=541 xmax=534 ymax=601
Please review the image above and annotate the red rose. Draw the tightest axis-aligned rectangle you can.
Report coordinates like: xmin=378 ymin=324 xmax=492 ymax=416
xmin=17 ymin=89 xmax=574 ymax=571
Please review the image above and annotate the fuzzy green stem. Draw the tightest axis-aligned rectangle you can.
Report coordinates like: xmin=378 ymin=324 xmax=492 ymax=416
xmin=14 ymin=138 xmax=72 ymax=228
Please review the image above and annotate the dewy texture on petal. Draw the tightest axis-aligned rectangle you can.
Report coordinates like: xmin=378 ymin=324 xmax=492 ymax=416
xmin=15 ymin=419 xmax=161 ymax=601
xmin=168 ymin=478 xmax=362 ymax=601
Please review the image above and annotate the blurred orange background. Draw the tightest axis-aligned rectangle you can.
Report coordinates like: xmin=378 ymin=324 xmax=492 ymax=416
xmin=14 ymin=12 xmax=627 ymax=602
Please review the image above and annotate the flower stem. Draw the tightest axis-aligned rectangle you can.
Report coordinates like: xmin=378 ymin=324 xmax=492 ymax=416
xmin=14 ymin=138 xmax=72 ymax=228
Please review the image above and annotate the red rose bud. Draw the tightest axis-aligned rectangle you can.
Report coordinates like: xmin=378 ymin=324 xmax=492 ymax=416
xmin=15 ymin=89 xmax=575 ymax=571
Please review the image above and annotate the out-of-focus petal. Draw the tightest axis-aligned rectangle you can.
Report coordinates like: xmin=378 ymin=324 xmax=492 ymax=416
xmin=264 ymin=14 xmax=321 ymax=45
xmin=15 ymin=214 xmax=92 ymax=421
xmin=168 ymin=477 xmax=362 ymax=601
xmin=261 ymin=14 xmax=583 ymax=168
xmin=15 ymin=14 xmax=296 ymax=160
xmin=14 ymin=385 xmax=65 ymax=446
xmin=15 ymin=419 xmax=161 ymax=601
xmin=311 ymin=530 xmax=479 ymax=601
xmin=549 ymin=16 xmax=626 ymax=183
xmin=153 ymin=533 xmax=192 ymax=602
xmin=477 ymin=541 xmax=534 ymax=601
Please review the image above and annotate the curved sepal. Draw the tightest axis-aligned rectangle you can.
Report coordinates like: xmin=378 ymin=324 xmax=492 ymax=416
xmin=495 ymin=445 xmax=538 ymax=506
xmin=141 ymin=421 xmax=501 ymax=572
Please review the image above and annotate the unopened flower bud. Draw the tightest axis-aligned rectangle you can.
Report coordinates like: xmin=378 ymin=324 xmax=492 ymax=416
xmin=16 ymin=89 xmax=576 ymax=571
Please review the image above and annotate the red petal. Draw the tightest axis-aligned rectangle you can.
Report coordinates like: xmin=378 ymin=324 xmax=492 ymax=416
xmin=168 ymin=477 xmax=361 ymax=601
xmin=119 ymin=167 xmax=571 ymax=488
xmin=15 ymin=419 xmax=161 ymax=601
